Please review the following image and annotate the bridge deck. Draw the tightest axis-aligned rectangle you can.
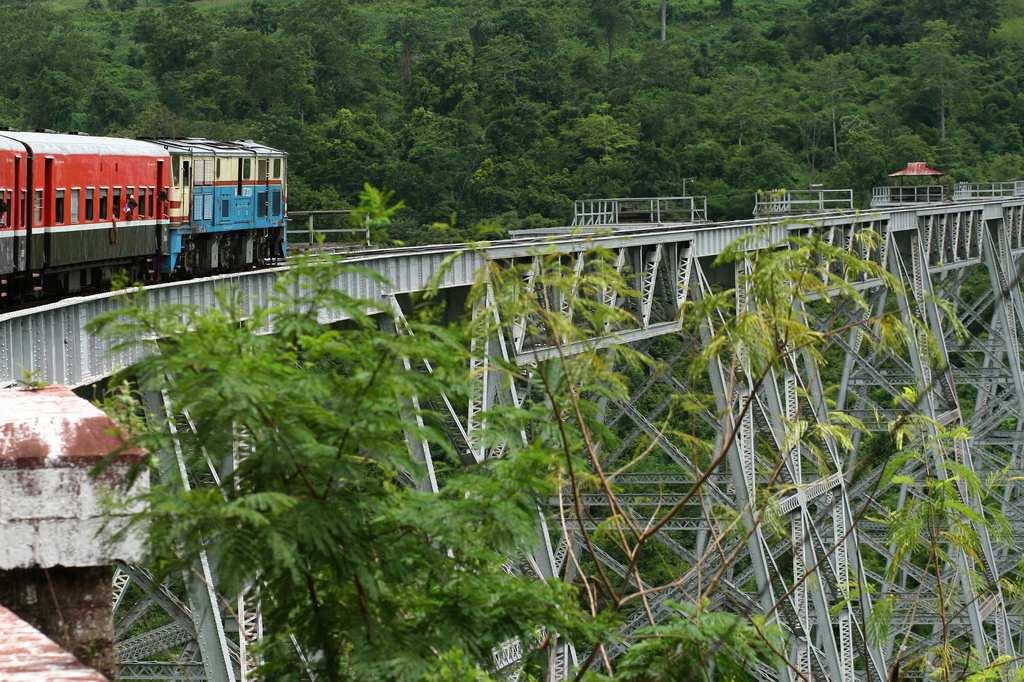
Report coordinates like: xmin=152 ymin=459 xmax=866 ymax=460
xmin=1 ymin=198 xmax=1013 ymax=388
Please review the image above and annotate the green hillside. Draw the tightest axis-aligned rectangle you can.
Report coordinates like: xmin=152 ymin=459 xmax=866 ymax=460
xmin=0 ymin=0 xmax=1019 ymax=240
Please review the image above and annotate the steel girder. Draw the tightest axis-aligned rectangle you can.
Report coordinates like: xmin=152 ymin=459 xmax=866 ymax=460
xmin=76 ymin=197 xmax=1024 ymax=680
xmin=112 ymin=394 xmax=263 ymax=682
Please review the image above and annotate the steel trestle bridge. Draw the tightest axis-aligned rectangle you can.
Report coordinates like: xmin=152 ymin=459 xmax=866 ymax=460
xmin=6 ymin=189 xmax=1024 ymax=681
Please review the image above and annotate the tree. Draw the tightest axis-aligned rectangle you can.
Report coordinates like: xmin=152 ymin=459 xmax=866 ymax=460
xmin=246 ymin=0 xmax=277 ymax=34
xmin=906 ymin=0 xmax=1000 ymax=49
xmin=566 ymin=111 xmax=639 ymax=162
xmin=717 ymin=67 xmax=774 ymax=147
xmin=133 ymin=4 xmax=212 ymax=77
xmin=810 ymin=53 xmax=861 ymax=159
xmin=93 ymin=248 xmax=602 ymax=679
xmin=908 ymin=20 xmax=972 ymax=140
xmin=590 ymin=0 xmax=633 ymax=64
xmin=386 ymin=7 xmax=433 ymax=85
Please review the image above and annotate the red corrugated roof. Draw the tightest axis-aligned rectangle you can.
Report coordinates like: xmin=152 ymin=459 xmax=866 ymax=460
xmin=889 ymin=162 xmax=944 ymax=177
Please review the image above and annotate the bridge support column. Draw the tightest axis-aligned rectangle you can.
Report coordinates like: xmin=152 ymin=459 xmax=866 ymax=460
xmin=139 ymin=390 xmax=237 ymax=682
xmin=887 ymin=228 xmax=1016 ymax=670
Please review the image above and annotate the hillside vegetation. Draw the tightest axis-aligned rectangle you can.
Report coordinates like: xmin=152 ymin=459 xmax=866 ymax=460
xmin=0 ymin=0 xmax=1019 ymax=241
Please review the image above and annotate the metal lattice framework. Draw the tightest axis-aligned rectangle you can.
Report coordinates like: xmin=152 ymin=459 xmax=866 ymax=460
xmin=5 ymin=197 xmax=1024 ymax=679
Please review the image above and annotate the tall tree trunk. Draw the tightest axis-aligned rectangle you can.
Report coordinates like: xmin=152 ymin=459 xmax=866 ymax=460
xmin=661 ymin=0 xmax=667 ymax=41
xmin=831 ymin=104 xmax=839 ymax=156
xmin=401 ymin=40 xmax=413 ymax=84
xmin=606 ymin=30 xmax=614 ymax=63
xmin=939 ymin=87 xmax=946 ymax=140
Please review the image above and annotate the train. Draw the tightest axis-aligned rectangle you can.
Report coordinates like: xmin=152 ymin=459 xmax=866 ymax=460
xmin=0 ymin=132 xmax=287 ymax=304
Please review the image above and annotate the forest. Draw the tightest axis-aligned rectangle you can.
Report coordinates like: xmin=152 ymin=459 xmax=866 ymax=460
xmin=0 ymin=0 xmax=1021 ymax=243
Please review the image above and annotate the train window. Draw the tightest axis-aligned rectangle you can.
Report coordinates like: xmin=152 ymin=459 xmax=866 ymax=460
xmin=137 ymin=188 xmax=146 ymax=217
xmin=55 ymin=190 xmax=65 ymax=225
xmin=272 ymin=190 xmax=281 ymax=216
xmin=273 ymin=158 xmax=281 ymax=178
xmin=182 ymin=161 xmax=191 ymax=185
xmin=20 ymin=191 xmax=25 ymax=227
xmin=258 ymin=159 xmax=269 ymax=182
xmin=113 ymin=188 xmax=121 ymax=218
xmin=33 ymin=190 xmax=42 ymax=225
xmin=222 ymin=199 xmax=230 ymax=218
xmin=99 ymin=188 xmax=108 ymax=220
xmin=86 ymin=189 xmax=94 ymax=221
xmin=243 ymin=158 xmax=252 ymax=180
xmin=216 ymin=159 xmax=221 ymax=178
xmin=257 ymin=191 xmax=268 ymax=218
xmin=172 ymin=160 xmax=180 ymax=186
xmin=70 ymin=189 xmax=79 ymax=223
xmin=148 ymin=188 xmax=154 ymax=217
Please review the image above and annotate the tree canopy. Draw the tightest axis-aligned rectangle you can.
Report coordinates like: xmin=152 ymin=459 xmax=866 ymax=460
xmin=1 ymin=0 xmax=1022 ymax=238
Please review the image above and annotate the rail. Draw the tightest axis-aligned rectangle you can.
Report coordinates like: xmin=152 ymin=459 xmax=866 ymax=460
xmin=953 ymin=181 xmax=1024 ymax=200
xmin=753 ymin=188 xmax=853 ymax=216
xmin=871 ymin=185 xmax=945 ymax=207
xmin=571 ymin=196 xmax=708 ymax=226
xmin=286 ymin=210 xmax=371 ymax=249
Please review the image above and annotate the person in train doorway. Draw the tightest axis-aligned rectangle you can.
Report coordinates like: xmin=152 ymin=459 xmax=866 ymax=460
xmin=123 ymin=190 xmax=138 ymax=220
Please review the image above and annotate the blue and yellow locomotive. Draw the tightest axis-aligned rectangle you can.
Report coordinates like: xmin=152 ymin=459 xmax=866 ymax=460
xmin=148 ymin=138 xmax=287 ymax=275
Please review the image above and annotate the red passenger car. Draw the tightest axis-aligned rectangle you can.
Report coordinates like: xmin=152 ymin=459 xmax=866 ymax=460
xmin=0 ymin=132 xmax=169 ymax=300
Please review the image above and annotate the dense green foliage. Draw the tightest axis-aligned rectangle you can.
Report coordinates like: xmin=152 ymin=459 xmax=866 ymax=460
xmin=3 ymin=0 xmax=1024 ymax=241
xmin=94 ymin=255 xmax=608 ymax=680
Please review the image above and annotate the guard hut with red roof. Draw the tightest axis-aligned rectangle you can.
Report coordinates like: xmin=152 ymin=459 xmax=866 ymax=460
xmin=871 ymin=161 xmax=946 ymax=207
xmin=0 ymin=386 xmax=148 ymax=679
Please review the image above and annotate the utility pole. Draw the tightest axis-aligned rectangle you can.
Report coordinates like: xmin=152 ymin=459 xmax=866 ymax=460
xmin=660 ymin=0 xmax=668 ymax=41
xmin=682 ymin=176 xmax=695 ymax=197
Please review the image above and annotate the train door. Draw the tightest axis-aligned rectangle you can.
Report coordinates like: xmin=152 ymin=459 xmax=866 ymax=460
xmin=41 ymin=156 xmax=52 ymax=268
xmin=173 ymin=154 xmax=192 ymax=224
xmin=192 ymin=158 xmax=202 ymax=224
xmin=244 ymin=153 xmax=256 ymax=222
xmin=156 ymin=159 xmax=164 ymax=220
xmin=43 ymin=158 xmax=53 ymax=226
xmin=256 ymin=157 xmax=269 ymax=224
xmin=196 ymin=157 xmax=214 ymax=223
xmin=200 ymin=157 xmax=217 ymax=222
xmin=270 ymin=157 xmax=283 ymax=222
xmin=13 ymin=156 xmax=20 ymax=234
xmin=0 ymin=154 xmax=15 ymax=287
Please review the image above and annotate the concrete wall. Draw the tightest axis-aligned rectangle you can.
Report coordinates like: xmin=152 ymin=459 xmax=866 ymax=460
xmin=0 ymin=386 xmax=149 ymax=679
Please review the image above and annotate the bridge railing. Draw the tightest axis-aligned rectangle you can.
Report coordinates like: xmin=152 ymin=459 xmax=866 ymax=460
xmin=870 ymin=185 xmax=945 ymax=207
xmin=953 ymin=181 xmax=1024 ymax=200
xmin=753 ymin=188 xmax=853 ymax=216
xmin=286 ymin=210 xmax=371 ymax=251
xmin=571 ymin=196 xmax=708 ymax=226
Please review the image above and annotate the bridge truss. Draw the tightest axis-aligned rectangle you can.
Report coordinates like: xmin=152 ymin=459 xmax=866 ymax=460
xmin=4 ymin=196 xmax=1024 ymax=680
